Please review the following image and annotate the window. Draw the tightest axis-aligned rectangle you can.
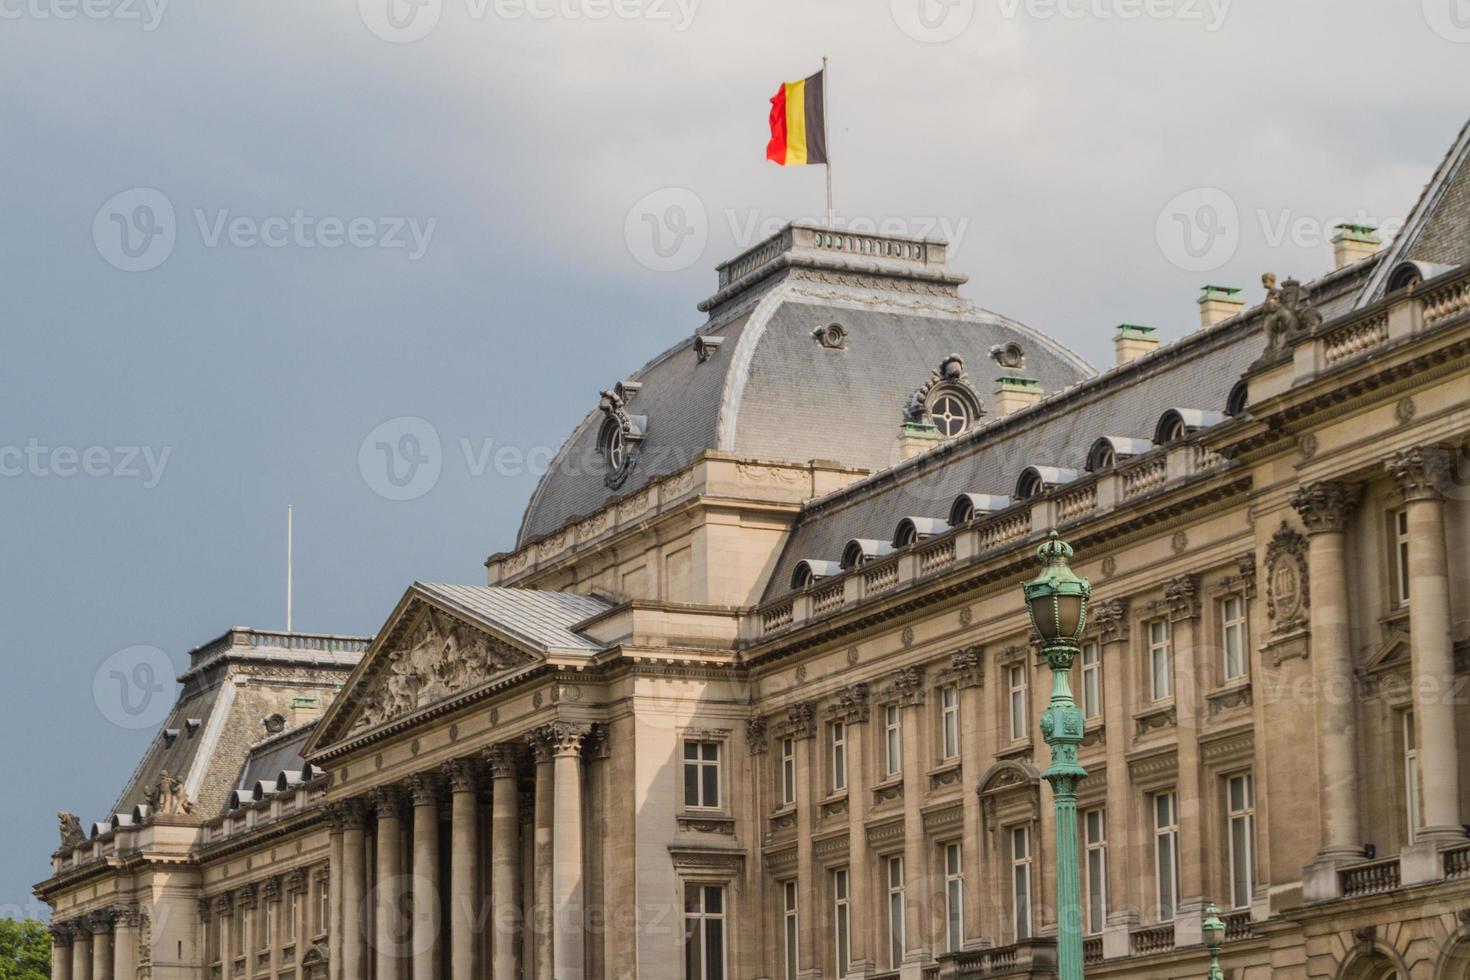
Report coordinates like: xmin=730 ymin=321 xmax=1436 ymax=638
xmin=314 ymin=879 xmax=326 ymax=936
xmin=782 ymin=880 xmax=798 ymax=980
xmin=883 ymin=706 xmax=902 ymax=777
xmin=1008 ymin=664 xmax=1029 ymax=741
xmin=684 ymin=884 xmax=726 ymax=980
xmin=831 ymin=722 xmax=847 ymax=793
xmin=604 ymin=423 xmax=626 ymax=472
xmin=1227 ymin=774 xmax=1256 ymax=909
xmin=683 ymin=740 xmax=721 ymax=809
xmin=944 ymin=842 xmax=964 ymax=953
xmin=886 ymin=857 xmax=906 ymax=968
xmin=1148 ymin=619 xmax=1173 ymax=701
xmin=930 ymin=393 xmax=972 ymax=438
xmin=1153 ymin=791 xmax=1180 ymax=921
xmin=940 ymin=685 xmax=960 ymax=760
xmin=262 ymin=902 xmax=273 ymax=949
xmin=1081 ymin=642 xmax=1102 ymax=719
xmin=832 ymin=869 xmax=850 ymax=978
xmin=780 ymin=738 xmax=796 ymax=808
xmin=1393 ymin=508 xmax=1411 ymax=607
xmin=1221 ymin=595 xmax=1247 ymax=681
xmin=1404 ymin=711 xmax=1420 ymax=845
xmin=1084 ymin=808 xmax=1107 ymax=935
xmin=1011 ymin=826 xmax=1032 ymax=940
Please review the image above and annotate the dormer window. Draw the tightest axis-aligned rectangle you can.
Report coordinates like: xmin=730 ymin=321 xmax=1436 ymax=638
xmin=930 ymin=393 xmax=973 ymax=438
xmin=906 ymin=355 xmax=984 ymax=439
xmin=1225 ymin=380 xmax=1249 ymax=417
xmin=1016 ymin=470 xmax=1046 ymax=501
xmin=948 ymin=493 xmax=1010 ymax=527
xmin=1086 ymin=437 xmax=1151 ymax=473
xmin=1154 ymin=408 xmax=1225 ymax=445
xmin=893 ymin=517 xmax=948 ymax=549
xmin=841 ymin=539 xmax=894 ymax=571
xmin=1014 ymin=466 xmax=1077 ymax=501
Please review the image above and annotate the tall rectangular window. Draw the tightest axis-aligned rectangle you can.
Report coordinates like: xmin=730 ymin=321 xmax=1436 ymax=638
xmin=1394 ymin=508 xmax=1411 ymax=607
xmin=1153 ymin=791 xmax=1180 ymax=921
xmin=684 ymin=884 xmax=726 ymax=980
xmin=315 ymin=879 xmax=326 ymax=936
xmin=1081 ymin=642 xmax=1102 ymax=719
xmin=883 ymin=706 xmax=902 ymax=777
xmin=831 ymin=722 xmax=847 ymax=793
xmin=780 ymin=738 xmax=796 ymax=807
xmin=1011 ymin=825 xmax=1032 ymax=940
xmin=285 ymin=890 xmax=298 ymax=942
xmin=1084 ymin=808 xmax=1107 ymax=936
xmin=1404 ymin=711 xmax=1420 ymax=845
xmin=1227 ymin=773 xmax=1256 ymax=909
xmin=886 ymin=856 xmax=906 ymax=968
xmin=940 ymin=685 xmax=960 ymax=760
xmin=832 ymin=869 xmax=850 ymax=979
xmin=1148 ymin=619 xmax=1173 ymax=701
xmin=1222 ymin=595 xmax=1247 ymax=681
xmin=1008 ymin=664 xmax=1028 ymax=741
xmin=683 ymin=740 xmax=721 ymax=809
xmin=263 ymin=903 xmax=274 ymax=949
xmin=944 ymin=842 xmax=964 ymax=953
xmin=782 ymin=880 xmax=798 ymax=980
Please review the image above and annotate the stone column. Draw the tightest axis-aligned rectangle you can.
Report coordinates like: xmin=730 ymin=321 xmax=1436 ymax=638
xmin=530 ymin=734 xmax=555 ymax=980
xmin=338 ymin=801 xmax=370 ymax=980
xmin=237 ymin=887 xmax=257 ymax=980
xmin=1092 ymin=600 xmax=1136 ymax=961
xmin=72 ymin=923 xmax=92 ymax=980
xmin=215 ymin=896 xmax=234 ymax=980
xmin=111 ymin=909 xmax=137 ymax=980
xmin=1291 ymin=482 xmax=1364 ymax=894
xmin=547 ymin=723 xmax=591 ymax=980
xmin=486 ymin=746 xmax=522 ymax=980
xmin=372 ymin=787 xmax=408 ymax=980
xmin=263 ymin=881 xmax=282 ymax=980
xmin=947 ymin=651 xmax=985 ymax=951
xmin=1166 ymin=575 xmax=1206 ymax=947
xmin=89 ymin=911 xmax=114 ymax=980
xmin=408 ymin=775 xmax=442 ymax=980
xmin=780 ymin=704 xmax=818 ymax=980
xmin=328 ymin=819 xmax=344 ymax=980
xmin=445 ymin=760 xmax=480 ymax=980
xmin=50 ymin=924 xmax=74 ymax=980
xmin=1388 ymin=447 xmax=1466 ymax=847
xmin=299 ymin=872 xmax=315 ymax=948
xmin=830 ymin=685 xmax=872 ymax=972
xmin=891 ymin=668 xmax=930 ymax=973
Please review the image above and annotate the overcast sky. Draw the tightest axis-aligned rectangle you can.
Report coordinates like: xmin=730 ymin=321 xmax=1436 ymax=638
xmin=1 ymin=0 xmax=1466 ymax=916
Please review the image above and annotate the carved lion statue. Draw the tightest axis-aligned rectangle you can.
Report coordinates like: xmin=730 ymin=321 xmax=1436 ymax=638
xmin=58 ymin=810 xmax=86 ymax=849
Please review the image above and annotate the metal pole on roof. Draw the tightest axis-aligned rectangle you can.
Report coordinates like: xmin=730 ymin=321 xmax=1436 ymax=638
xmin=286 ymin=504 xmax=294 ymax=633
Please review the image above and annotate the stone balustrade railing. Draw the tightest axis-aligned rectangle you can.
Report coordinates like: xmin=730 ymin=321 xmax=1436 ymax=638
xmin=1339 ymin=857 xmax=1402 ymax=898
xmin=1130 ymin=923 xmax=1176 ymax=956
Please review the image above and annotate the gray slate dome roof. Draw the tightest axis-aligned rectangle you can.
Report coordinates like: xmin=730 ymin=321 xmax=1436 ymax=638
xmin=517 ymin=223 xmax=1095 ymax=546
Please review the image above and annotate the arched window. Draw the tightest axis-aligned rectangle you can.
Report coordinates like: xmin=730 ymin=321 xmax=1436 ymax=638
xmin=1016 ymin=469 xmax=1046 ymax=501
xmin=1226 ymin=380 xmax=1249 ymax=417
xmin=930 ymin=393 xmax=974 ymax=438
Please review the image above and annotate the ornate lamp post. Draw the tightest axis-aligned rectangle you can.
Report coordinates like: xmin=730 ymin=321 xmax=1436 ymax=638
xmin=1201 ymin=905 xmax=1226 ymax=980
xmin=1022 ymin=531 xmax=1092 ymax=980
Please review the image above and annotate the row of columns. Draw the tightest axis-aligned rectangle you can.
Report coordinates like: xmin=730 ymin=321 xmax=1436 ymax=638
xmin=202 ymin=870 xmax=314 ymax=980
xmin=328 ymin=722 xmax=594 ymax=980
xmin=1293 ymin=445 xmax=1465 ymax=876
xmin=51 ymin=907 xmax=143 ymax=980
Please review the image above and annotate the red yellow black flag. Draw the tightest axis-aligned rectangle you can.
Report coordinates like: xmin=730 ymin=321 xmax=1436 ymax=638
xmin=766 ymin=69 xmax=828 ymax=166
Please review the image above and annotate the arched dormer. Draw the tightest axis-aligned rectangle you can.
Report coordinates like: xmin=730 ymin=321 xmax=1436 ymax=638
xmin=1225 ymin=379 xmax=1249 ymax=417
xmin=1386 ymin=259 xmax=1455 ymax=293
xmin=276 ymin=771 xmax=304 ymax=792
xmin=840 ymin=538 xmax=895 ymax=571
xmin=1015 ymin=465 xmax=1077 ymax=501
xmin=948 ymin=493 xmax=1010 ymax=527
xmin=892 ymin=516 xmax=949 ymax=548
xmin=1154 ymin=408 xmax=1225 ymax=445
xmin=790 ymin=559 xmax=844 ymax=591
xmin=1086 ymin=437 xmax=1152 ymax=473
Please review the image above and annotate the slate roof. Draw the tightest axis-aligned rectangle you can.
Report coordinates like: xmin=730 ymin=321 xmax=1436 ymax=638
xmin=515 ymin=227 xmax=1096 ymax=546
xmin=236 ymin=722 xmax=318 ymax=791
xmin=416 ymin=583 xmax=609 ymax=652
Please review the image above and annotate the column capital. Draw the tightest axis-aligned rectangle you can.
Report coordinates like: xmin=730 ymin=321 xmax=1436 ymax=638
xmin=826 ymin=683 xmax=870 ymax=724
xmin=213 ymin=894 xmax=234 ymax=917
xmin=1090 ymin=597 xmax=1130 ymax=644
xmin=442 ymin=758 xmax=479 ymax=794
xmin=483 ymin=743 xmax=522 ymax=778
xmin=49 ymin=922 xmax=76 ymax=946
xmin=84 ymin=909 xmax=115 ymax=934
xmin=1289 ymin=480 xmax=1361 ymax=533
xmin=369 ymin=786 xmax=407 ymax=820
xmin=773 ymin=701 xmax=818 ymax=740
xmin=408 ymin=772 xmax=442 ymax=807
xmin=1386 ymin=445 xmax=1454 ymax=502
xmin=532 ymin=721 xmax=593 ymax=758
xmin=881 ymin=666 xmax=926 ymax=708
xmin=938 ymin=647 xmax=985 ymax=690
xmin=197 ymin=898 xmax=212 ymax=922
xmin=1165 ymin=574 xmax=1202 ymax=622
xmin=744 ymin=717 xmax=769 ymax=755
xmin=235 ymin=884 xmax=258 ymax=910
xmin=262 ymin=877 xmax=282 ymax=903
xmin=287 ymin=869 xmax=309 ymax=895
xmin=327 ymin=798 xmax=368 ymax=831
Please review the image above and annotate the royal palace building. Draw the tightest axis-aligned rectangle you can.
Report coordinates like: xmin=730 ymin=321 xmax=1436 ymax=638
xmin=37 ymin=119 xmax=1470 ymax=980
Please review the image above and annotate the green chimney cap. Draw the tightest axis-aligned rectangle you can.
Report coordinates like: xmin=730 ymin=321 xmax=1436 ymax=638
xmin=996 ymin=374 xmax=1040 ymax=388
xmin=1199 ymin=285 xmax=1243 ymax=304
xmin=1115 ymin=323 xmax=1157 ymax=337
xmin=1333 ymin=222 xmax=1381 ymax=241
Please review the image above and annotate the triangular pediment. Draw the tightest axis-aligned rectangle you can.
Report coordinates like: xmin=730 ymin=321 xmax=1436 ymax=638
xmin=1364 ymin=624 xmax=1411 ymax=676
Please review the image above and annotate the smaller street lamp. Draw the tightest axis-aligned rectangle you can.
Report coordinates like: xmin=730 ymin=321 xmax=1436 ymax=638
xmin=1202 ymin=904 xmax=1227 ymax=980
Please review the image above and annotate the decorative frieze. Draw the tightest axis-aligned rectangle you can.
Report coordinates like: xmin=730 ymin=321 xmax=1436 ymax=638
xmin=235 ymin=884 xmax=257 ymax=911
xmin=1134 ymin=705 xmax=1177 ymax=737
xmin=1385 ymin=445 xmax=1453 ymax=502
xmin=287 ymin=869 xmax=309 ymax=895
xmin=1207 ymin=684 xmax=1254 ymax=717
xmin=262 ymin=877 xmax=281 ymax=903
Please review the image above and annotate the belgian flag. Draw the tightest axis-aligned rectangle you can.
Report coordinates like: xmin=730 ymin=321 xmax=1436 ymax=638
xmin=766 ymin=69 xmax=827 ymax=167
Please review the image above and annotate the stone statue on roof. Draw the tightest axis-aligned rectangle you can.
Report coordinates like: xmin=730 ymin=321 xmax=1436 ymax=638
xmin=145 ymin=770 xmax=193 ymax=815
xmin=58 ymin=811 xmax=85 ymax=849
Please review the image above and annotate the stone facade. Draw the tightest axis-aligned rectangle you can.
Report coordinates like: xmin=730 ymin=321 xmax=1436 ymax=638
xmin=38 ymin=120 xmax=1470 ymax=980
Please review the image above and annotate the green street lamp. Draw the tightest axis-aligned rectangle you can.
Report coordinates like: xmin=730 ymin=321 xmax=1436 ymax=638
xmin=1202 ymin=905 xmax=1226 ymax=980
xmin=1021 ymin=531 xmax=1092 ymax=980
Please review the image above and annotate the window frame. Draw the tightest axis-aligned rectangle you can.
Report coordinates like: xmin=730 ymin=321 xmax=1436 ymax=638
xmin=1008 ymin=663 xmax=1029 ymax=741
xmin=683 ymin=882 xmax=727 ymax=980
xmin=780 ymin=738 xmax=796 ymax=808
xmin=1227 ymin=772 xmax=1256 ymax=910
xmin=682 ymin=739 xmax=723 ymax=811
xmin=830 ymin=721 xmax=847 ymax=794
xmin=1080 ymin=641 xmax=1102 ymax=720
xmin=883 ymin=705 xmax=902 ymax=778
xmin=1011 ymin=824 xmax=1032 ymax=941
xmin=1392 ymin=507 xmax=1411 ymax=608
xmin=886 ymin=856 xmax=906 ymax=969
xmin=1404 ymin=710 xmax=1420 ymax=845
xmin=943 ymin=841 xmax=965 ymax=953
xmin=1221 ymin=594 xmax=1248 ymax=682
xmin=1083 ymin=807 xmax=1107 ymax=936
xmin=832 ymin=868 xmax=851 ymax=979
xmin=1148 ymin=618 xmax=1173 ymax=701
xmin=782 ymin=879 xmax=799 ymax=980
xmin=940 ymin=685 xmax=960 ymax=761
xmin=1153 ymin=790 xmax=1180 ymax=922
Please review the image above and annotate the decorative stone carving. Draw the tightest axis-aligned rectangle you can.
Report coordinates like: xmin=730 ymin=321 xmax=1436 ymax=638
xmin=773 ymin=702 xmax=817 ymax=741
xmin=826 ymin=683 xmax=870 ymax=724
xmin=352 ymin=607 xmax=531 ymax=732
xmin=326 ymin=799 xmax=368 ymax=831
xmin=484 ymin=743 xmax=521 ymax=778
xmin=1208 ymin=684 xmax=1253 ymax=717
xmin=262 ymin=877 xmax=281 ymax=903
xmin=1091 ymin=598 xmax=1130 ymax=644
xmin=408 ymin=773 xmax=441 ymax=806
xmin=235 ymin=884 xmax=258 ymax=910
xmin=882 ymin=666 xmax=926 ymax=706
xmin=940 ymin=645 xmax=985 ymax=689
xmin=597 ymin=387 xmax=646 ymax=489
xmin=144 ymin=770 xmax=192 ymax=815
xmin=904 ymin=354 xmax=983 ymax=427
xmin=85 ymin=909 xmax=115 ymax=934
xmin=443 ymin=758 xmax=478 ymax=793
xmin=197 ymin=898 xmax=213 ymax=922
xmin=213 ymin=894 xmax=234 ymax=917
xmin=1234 ymin=552 xmax=1258 ymax=599
xmin=48 ymin=923 xmax=75 ymax=946
xmin=989 ymin=341 xmax=1025 ymax=370
xmin=1165 ymin=574 xmax=1201 ymax=622
xmin=1289 ymin=481 xmax=1361 ymax=534
xmin=287 ymin=869 xmax=308 ymax=895
xmin=1385 ymin=445 xmax=1453 ymax=502
xmin=534 ymin=721 xmax=593 ymax=757
xmin=58 ymin=811 xmax=86 ymax=850
xmin=1264 ymin=522 xmax=1310 ymax=631
xmin=369 ymin=786 xmax=407 ymax=819
xmin=1260 ymin=273 xmax=1323 ymax=354
xmin=1134 ymin=706 xmax=1178 ymax=736
xmin=692 ymin=335 xmax=723 ymax=363
xmin=813 ymin=322 xmax=847 ymax=350
xmin=744 ymin=717 xmax=768 ymax=755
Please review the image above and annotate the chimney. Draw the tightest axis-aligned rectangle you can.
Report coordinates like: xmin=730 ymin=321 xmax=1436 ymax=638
xmin=1198 ymin=285 xmax=1245 ymax=329
xmin=1331 ymin=223 xmax=1382 ymax=270
xmin=994 ymin=375 xmax=1042 ymax=415
xmin=896 ymin=420 xmax=941 ymax=461
xmin=1113 ymin=324 xmax=1159 ymax=366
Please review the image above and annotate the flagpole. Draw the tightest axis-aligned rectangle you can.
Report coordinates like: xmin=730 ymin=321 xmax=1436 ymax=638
xmin=823 ymin=55 xmax=833 ymax=228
